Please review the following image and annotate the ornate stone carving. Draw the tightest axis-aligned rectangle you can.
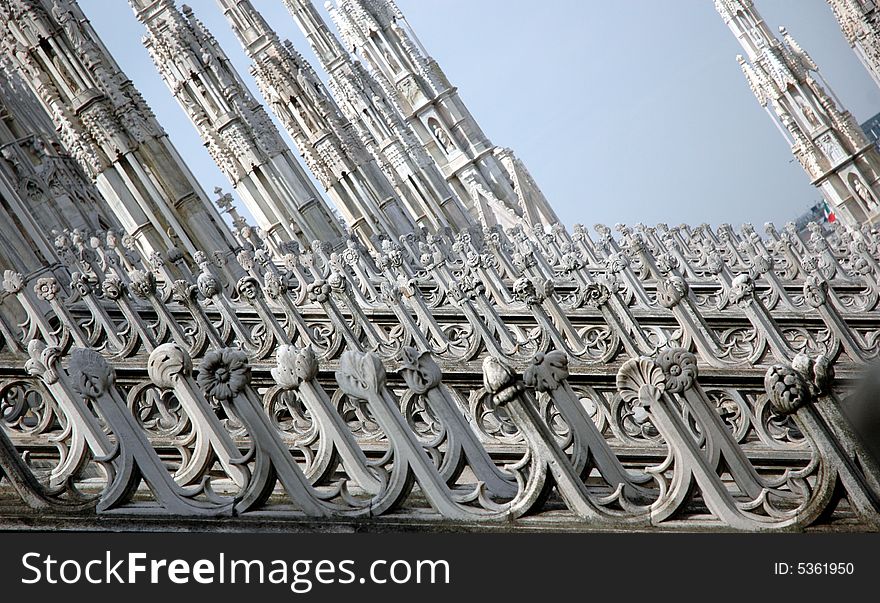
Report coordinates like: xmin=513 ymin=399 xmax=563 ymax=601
xmin=399 ymin=346 xmax=442 ymax=394
xmin=335 ymin=349 xmax=387 ymax=399
xmin=197 ymin=348 xmax=251 ymax=402
xmin=657 ymin=275 xmax=689 ymax=309
xmin=147 ymin=343 xmax=193 ymax=389
xmin=67 ymin=347 xmax=114 ymax=399
xmin=764 ymin=364 xmax=811 ymax=415
xmin=482 ymin=356 xmax=524 ymax=406
xmin=655 ymin=348 xmax=698 ymax=394
xmin=523 ymin=350 xmax=569 ymax=393
xmin=271 ymin=344 xmax=319 ymax=390
xmin=33 ymin=277 xmax=60 ymax=301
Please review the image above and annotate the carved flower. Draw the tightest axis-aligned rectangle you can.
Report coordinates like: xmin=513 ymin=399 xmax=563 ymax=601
xmin=34 ymin=277 xmax=60 ymax=301
xmin=656 ymin=348 xmax=698 ymax=394
xmin=852 ymin=257 xmax=870 ymax=275
xmin=197 ymin=348 xmax=250 ymax=402
xmin=340 ymin=247 xmax=359 ymax=266
xmin=308 ymin=279 xmax=331 ymax=303
xmin=2 ymin=270 xmax=24 ymax=294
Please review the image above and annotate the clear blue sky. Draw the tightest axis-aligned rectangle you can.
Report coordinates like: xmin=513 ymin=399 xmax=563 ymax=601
xmin=79 ymin=0 xmax=880 ymax=230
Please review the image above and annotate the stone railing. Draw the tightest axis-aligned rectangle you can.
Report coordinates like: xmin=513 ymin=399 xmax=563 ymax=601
xmin=0 ymin=219 xmax=879 ymax=530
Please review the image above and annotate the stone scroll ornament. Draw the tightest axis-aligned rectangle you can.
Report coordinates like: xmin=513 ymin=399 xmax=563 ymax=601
xmin=269 ymin=344 xmax=384 ymax=495
xmin=147 ymin=343 xmax=251 ymax=489
xmin=615 ymin=349 xmax=838 ymax=530
xmin=763 ymin=356 xmax=880 ymax=526
xmin=67 ymin=348 xmax=233 ymax=516
xmin=196 ymin=347 xmax=345 ymax=516
xmin=0 ymin=399 xmax=96 ymax=512
xmin=398 ymin=347 xmax=518 ymax=499
xmin=335 ymin=349 xmax=522 ymax=520
xmin=523 ymin=351 xmax=656 ymax=503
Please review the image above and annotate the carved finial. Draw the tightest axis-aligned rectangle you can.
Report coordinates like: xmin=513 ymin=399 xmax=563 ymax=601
xmin=582 ymin=282 xmax=611 ymax=307
xmin=101 ymin=274 xmax=125 ymax=300
xmin=271 ymin=345 xmax=319 ymax=390
xmin=2 ymin=270 xmax=24 ymax=294
xmin=24 ymin=340 xmax=61 ymax=385
xmin=657 ymin=276 xmax=689 ymax=309
xmin=482 ymin=356 xmax=524 ymax=406
xmin=764 ymin=364 xmax=811 ymax=415
xmin=616 ymin=357 xmax=666 ymax=407
xmin=336 ymin=350 xmax=387 ymax=399
xmin=523 ymin=350 xmax=569 ymax=392
xmin=128 ymin=269 xmax=156 ymax=298
xmin=68 ymin=348 xmax=115 ymax=399
xmin=728 ymin=273 xmax=755 ymax=306
xmin=148 ymin=343 xmax=193 ymax=389
xmin=399 ymin=347 xmax=442 ymax=394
